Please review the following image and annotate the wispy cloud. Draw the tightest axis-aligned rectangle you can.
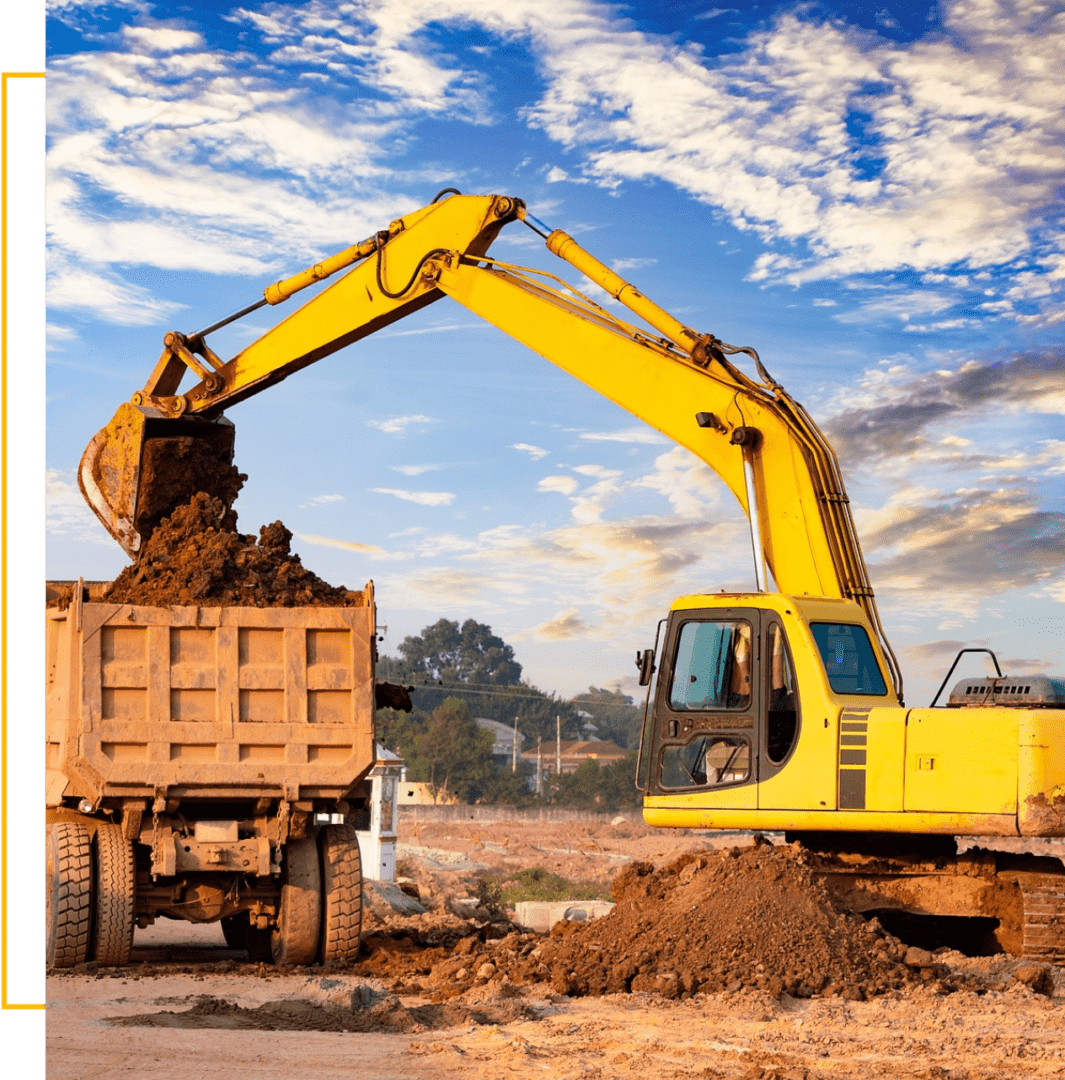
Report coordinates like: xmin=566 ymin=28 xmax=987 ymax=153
xmin=512 ymin=442 xmax=551 ymax=460
xmin=46 ymin=468 xmax=113 ymax=543
xmin=48 ymin=0 xmax=1065 ymax=324
xmin=371 ymin=487 xmax=456 ymax=506
xmin=368 ymin=415 xmax=434 ymax=435
xmin=536 ymin=607 xmax=590 ymax=639
xmin=579 ymin=426 xmax=668 ymax=444
xmin=304 ymin=493 xmax=345 ymax=506
xmin=297 ymin=533 xmax=385 ymax=554
xmin=391 ymin=464 xmax=441 ymax=476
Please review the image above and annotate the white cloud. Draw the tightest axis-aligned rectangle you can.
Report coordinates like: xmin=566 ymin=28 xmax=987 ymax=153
xmin=579 ymin=426 xmax=667 ymax=444
xmin=46 ymin=468 xmax=112 ymax=543
xmin=632 ymin=446 xmax=725 ymax=518
xmin=47 ymin=257 xmax=185 ymax=324
xmin=122 ymin=26 xmax=204 ymax=52
xmin=572 ymin=464 xmax=621 ymax=478
xmin=48 ymin=0 xmax=1065 ymax=325
xmin=368 ymin=415 xmax=434 ymax=434
xmin=305 ymin=493 xmax=345 ymax=505
xmin=512 ymin=442 xmax=551 ymax=460
xmin=546 ymin=166 xmax=568 ymax=182
xmin=371 ymin=487 xmax=456 ymax=506
xmin=833 ymin=290 xmax=957 ymax=325
xmin=391 ymin=464 xmax=441 ymax=476
xmin=538 ymin=475 xmax=579 ymax=495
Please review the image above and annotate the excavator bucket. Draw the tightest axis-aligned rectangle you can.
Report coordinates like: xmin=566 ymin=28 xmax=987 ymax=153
xmin=78 ymin=402 xmax=236 ymax=558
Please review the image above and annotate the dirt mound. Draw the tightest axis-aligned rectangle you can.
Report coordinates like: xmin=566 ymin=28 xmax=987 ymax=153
xmin=354 ymin=841 xmax=940 ymax=1003
xmin=529 ymin=840 xmax=916 ymax=1001
xmin=102 ymin=492 xmax=360 ymax=608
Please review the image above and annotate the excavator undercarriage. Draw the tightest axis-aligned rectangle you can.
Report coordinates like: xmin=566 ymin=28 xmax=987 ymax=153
xmin=792 ymin=832 xmax=1065 ymax=962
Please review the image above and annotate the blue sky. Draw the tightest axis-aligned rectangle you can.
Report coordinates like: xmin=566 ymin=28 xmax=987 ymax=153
xmin=44 ymin=0 xmax=1065 ymax=706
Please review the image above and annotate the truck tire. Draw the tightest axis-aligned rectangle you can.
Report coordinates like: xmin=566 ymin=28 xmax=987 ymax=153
xmin=46 ymin=822 xmax=92 ymax=969
xmin=92 ymin=823 xmax=135 ymax=966
xmin=319 ymin=825 xmax=363 ymax=963
xmin=271 ymin=836 xmax=321 ymax=965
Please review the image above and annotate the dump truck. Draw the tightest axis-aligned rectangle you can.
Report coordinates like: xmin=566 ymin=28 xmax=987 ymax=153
xmin=70 ymin=190 xmax=1065 ymax=961
xmin=45 ymin=580 xmax=375 ymax=967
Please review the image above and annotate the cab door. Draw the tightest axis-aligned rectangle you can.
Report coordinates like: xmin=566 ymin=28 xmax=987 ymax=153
xmin=647 ymin=608 xmax=761 ymax=809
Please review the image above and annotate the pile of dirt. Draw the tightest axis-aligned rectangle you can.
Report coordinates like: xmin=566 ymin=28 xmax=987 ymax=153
xmin=524 ymin=840 xmax=920 ymax=1001
xmin=102 ymin=492 xmax=361 ymax=608
xmin=355 ymin=841 xmax=949 ymax=1003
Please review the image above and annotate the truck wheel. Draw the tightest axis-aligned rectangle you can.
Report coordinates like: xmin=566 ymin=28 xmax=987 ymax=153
xmin=46 ymin=822 xmax=92 ymax=969
xmin=92 ymin=823 xmax=135 ymax=966
xmin=221 ymin=914 xmax=248 ymax=950
xmin=319 ymin=825 xmax=363 ymax=963
xmin=271 ymin=836 xmax=321 ymax=965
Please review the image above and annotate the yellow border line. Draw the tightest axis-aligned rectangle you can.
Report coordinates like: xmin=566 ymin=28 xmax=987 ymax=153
xmin=1 ymin=69 xmax=46 ymax=1011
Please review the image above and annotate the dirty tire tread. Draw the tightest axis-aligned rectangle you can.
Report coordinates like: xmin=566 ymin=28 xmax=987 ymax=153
xmin=271 ymin=836 xmax=321 ymax=966
xmin=93 ymin=823 xmax=136 ymax=966
xmin=320 ymin=824 xmax=363 ymax=963
xmin=47 ymin=822 xmax=92 ymax=969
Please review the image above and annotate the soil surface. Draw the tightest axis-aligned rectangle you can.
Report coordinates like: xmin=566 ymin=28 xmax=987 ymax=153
xmin=102 ymin=493 xmax=361 ymax=607
xmin=134 ymin=432 xmax=246 ymax=544
xmin=47 ymin=819 xmax=1065 ymax=1079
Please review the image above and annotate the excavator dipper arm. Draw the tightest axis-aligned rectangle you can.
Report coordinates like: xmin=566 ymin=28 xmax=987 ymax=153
xmin=78 ymin=192 xmax=902 ymax=700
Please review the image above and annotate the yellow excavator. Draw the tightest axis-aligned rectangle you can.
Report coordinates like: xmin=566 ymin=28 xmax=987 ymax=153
xmin=79 ymin=191 xmax=1065 ymax=959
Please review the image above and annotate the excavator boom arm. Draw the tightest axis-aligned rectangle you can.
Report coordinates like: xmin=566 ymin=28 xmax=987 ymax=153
xmin=78 ymin=192 xmax=902 ymax=700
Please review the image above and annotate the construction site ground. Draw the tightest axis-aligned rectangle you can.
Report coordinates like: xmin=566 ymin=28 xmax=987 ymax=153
xmin=48 ymin=816 xmax=1065 ymax=1078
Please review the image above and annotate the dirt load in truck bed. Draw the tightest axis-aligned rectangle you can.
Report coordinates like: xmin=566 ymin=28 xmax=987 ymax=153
xmin=102 ymin=492 xmax=361 ymax=607
xmin=55 ymin=449 xmax=362 ymax=608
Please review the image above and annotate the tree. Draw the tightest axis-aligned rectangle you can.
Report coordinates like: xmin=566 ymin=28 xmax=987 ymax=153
xmin=394 ymin=618 xmax=523 ymax=686
xmin=388 ymin=697 xmax=500 ymax=803
xmin=378 ymin=617 xmax=580 ymax=743
xmin=571 ymin=686 xmax=644 ymax=749
xmin=551 ymin=751 xmax=641 ymax=811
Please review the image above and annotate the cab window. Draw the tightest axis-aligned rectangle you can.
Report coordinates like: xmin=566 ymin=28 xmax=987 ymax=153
xmin=766 ymin=623 xmax=799 ymax=764
xmin=810 ymin=622 xmax=887 ymax=696
xmin=669 ymin=620 xmax=753 ymax=711
xmin=661 ymin=735 xmax=751 ymax=789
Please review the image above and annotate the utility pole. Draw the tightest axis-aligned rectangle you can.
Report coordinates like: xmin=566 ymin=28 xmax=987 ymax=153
xmin=556 ymin=714 xmax=562 ymax=776
xmin=536 ymin=736 xmax=543 ymax=796
xmin=512 ymin=716 xmax=519 ymax=773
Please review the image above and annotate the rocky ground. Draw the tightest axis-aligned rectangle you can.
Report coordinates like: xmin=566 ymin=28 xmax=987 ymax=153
xmin=46 ymin=818 xmax=1065 ymax=1079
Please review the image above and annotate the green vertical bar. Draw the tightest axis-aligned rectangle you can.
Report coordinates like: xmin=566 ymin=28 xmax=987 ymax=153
xmin=1 ymin=0 xmax=45 ymax=1075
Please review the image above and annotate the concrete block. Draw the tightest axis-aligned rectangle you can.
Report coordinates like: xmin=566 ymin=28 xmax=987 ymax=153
xmin=514 ymin=899 xmax=615 ymax=933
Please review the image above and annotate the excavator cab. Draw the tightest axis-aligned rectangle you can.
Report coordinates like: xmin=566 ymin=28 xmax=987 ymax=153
xmin=639 ymin=599 xmax=805 ymax=800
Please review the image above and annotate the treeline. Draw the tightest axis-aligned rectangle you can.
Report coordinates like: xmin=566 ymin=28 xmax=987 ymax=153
xmin=375 ymin=618 xmax=645 ymax=810
xmin=376 ymin=617 xmax=645 ymax=748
